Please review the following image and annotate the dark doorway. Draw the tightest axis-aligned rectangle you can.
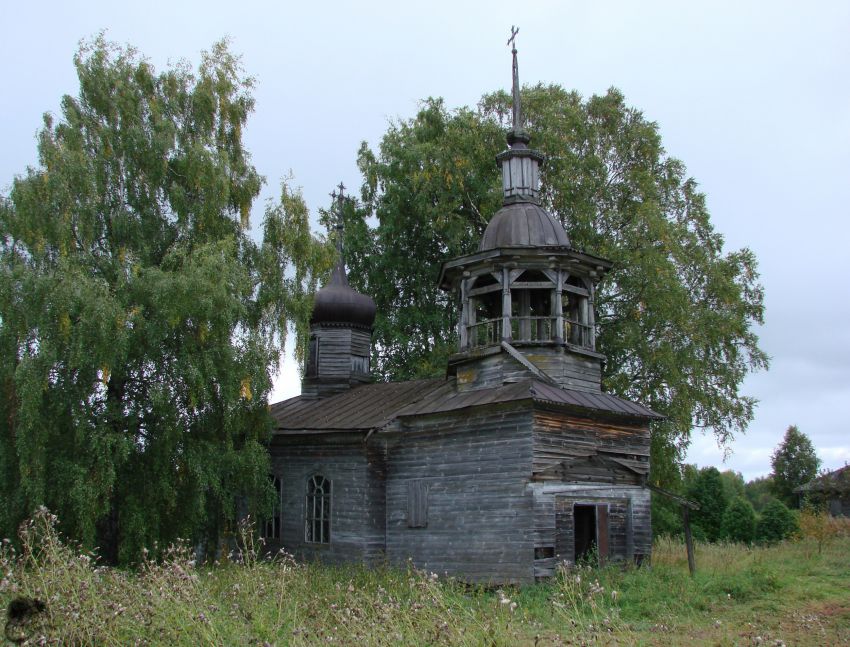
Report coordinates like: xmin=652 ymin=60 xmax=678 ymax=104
xmin=574 ymin=504 xmax=597 ymax=563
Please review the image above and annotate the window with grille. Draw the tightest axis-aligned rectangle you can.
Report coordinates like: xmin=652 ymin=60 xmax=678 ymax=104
xmin=263 ymin=475 xmax=283 ymax=539
xmin=306 ymin=336 xmax=319 ymax=377
xmin=305 ymin=474 xmax=331 ymax=544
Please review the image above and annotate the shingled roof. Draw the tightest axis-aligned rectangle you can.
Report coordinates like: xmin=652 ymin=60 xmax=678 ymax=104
xmin=270 ymin=377 xmax=661 ymax=435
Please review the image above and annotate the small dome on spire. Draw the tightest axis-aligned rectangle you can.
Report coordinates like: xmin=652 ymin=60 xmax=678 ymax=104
xmin=479 ymin=202 xmax=569 ymax=250
xmin=479 ymin=28 xmax=570 ymax=251
xmin=310 ymin=184 xmax=377 ymax=329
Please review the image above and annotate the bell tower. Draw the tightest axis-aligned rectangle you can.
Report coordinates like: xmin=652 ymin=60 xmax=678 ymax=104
xmin=302 ymin=184 xmax=376 ymax=398
xmin=438 ymin=30 xmax=612 ymax=393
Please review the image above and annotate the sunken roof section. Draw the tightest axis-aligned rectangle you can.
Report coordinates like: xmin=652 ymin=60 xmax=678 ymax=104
xmin=270 ymin=377 xmax=660 ymax=435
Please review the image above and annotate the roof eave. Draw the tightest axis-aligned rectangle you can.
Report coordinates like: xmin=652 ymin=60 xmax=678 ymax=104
xmin=438 ymin=246 xmax=614 ymax=290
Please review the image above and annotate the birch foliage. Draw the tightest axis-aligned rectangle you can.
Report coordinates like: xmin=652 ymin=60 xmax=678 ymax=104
xmin=0 ymin=38 xmax=328 ymax=561
xmin=345 ymin=87 xmax=768 ymax=476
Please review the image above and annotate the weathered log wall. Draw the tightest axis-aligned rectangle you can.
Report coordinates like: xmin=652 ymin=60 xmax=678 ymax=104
xmin=267 ymin=433 xmax=386 ymax=565
xmin=384 ymin=405 xmax=536 ymax=584
xmin=302 ymin=325 xmax=371 ymax=398
xmin=533 ymin=411 xmax=650 ymax=479
xmin=531 ymin=483 xmax=651 ymax=578
xmin=529 ymin=411 xmax=652 ymax=578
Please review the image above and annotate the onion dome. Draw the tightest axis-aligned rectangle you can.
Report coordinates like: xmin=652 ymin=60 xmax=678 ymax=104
xmin=310 ymin=261 xmax=376 ymax=328
xmin=479 ymin=202 xmax=570 ymax=250
xmin=479 ymin=27 xmax=570 ymax=252
xmin=310 ymin=183 xmax=377 ymax=329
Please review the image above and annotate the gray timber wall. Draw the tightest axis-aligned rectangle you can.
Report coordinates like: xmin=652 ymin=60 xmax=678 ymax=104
xmin=530 ymin=483 xmax=651 ymax=577
xmin=530 ymin=411 xmax=652 ymax=578
xmin=267 ymin=433 xmax=386 ymax=565
xmin=454 ymin=347 xmax=601 ymax=393
xmin=533 ymin=412 xmax=650 ymax=478
xmin=302 ymin=325 xmax=371 ymax=398
xmin=384 ymin=405 xmax=536 ymax=585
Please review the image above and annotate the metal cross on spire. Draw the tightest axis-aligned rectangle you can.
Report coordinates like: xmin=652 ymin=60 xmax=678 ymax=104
xmin=507 ymin=26 xmax=522 ymax=135
xmin=329 ymin=182 xmax=348 ymax=263
xmin=330 ymin=182 xmax=347 ymax=231
xmin=507 ymin=25 xmax=519 ymax=49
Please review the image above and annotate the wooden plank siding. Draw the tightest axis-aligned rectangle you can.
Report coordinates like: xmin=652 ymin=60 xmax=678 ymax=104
xmin=301 ymin=325 xmax=371 ymax=398
xmin=267 ymin=433 xmax=387 ymax=565
xmin=533 ymin=411 xmax=650 ymax=477
xmin=384 ymin=404 xmax=537 ymax=584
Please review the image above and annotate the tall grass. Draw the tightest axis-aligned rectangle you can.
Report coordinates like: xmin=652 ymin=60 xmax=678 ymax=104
xmin=2 ymin=508 xmax=849 ymax=645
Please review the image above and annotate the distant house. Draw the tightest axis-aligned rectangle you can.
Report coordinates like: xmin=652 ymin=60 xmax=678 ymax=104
xmin=264 ymin=46 xmax=660 ymax=584
xmin=796 ymin=465 xmax=850 ymax=517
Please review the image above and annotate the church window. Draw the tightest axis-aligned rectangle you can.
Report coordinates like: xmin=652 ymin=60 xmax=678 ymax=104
xmin=305 ymin=474 xmax=331 ymax=544
xmin=306 ymin=336 xmax=319 ymax=377
xmin=351 ymin=354 xmax=369 ymax=374
xmin=263 ymin=475 xmax=283 ymax=540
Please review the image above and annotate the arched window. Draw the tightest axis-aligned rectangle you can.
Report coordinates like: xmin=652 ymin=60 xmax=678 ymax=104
xmin=263 ymin=474 xmax=283 ymax=540
xmin=305 ymin=475 xmax=331 ymax=544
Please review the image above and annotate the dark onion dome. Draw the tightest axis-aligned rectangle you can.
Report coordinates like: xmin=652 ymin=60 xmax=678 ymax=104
xmin=479 ymin=202 xmax=570 ymax=251
xmin=310 ymin=262 xmax=376 ymax=328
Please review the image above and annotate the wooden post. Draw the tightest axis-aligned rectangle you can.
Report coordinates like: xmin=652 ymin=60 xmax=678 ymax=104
xmin=553 ymin=269 xmax=564 ymax=343
xmin=588 ymin=281 xmax=596 ymax=350
xmin=501 ymin=267 xmax=512 ymax=341
xmin=682 ymin=504 xmax=696 ymax=577
xmin=459 ymin=279 xmax=469 ymax=350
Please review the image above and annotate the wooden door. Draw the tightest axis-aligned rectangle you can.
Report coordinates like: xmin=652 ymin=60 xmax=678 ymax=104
xmin=596 ymin=504 xmax=609 ymax=566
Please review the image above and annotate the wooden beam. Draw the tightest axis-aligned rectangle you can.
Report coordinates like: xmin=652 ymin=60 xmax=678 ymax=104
xmin=500 ymin=341 xmax=558 ymax=386
xmin=645 ymin=484 xmax=700 ymax=510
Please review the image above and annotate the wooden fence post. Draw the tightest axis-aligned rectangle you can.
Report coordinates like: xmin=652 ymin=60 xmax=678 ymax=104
xmin=682 ymin=504 xmax=696 ymax=577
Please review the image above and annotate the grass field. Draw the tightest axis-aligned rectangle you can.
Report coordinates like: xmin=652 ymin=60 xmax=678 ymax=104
xmin=2 ymin=509 xmax=849 ymax=645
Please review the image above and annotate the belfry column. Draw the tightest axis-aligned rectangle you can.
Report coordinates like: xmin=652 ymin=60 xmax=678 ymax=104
xmin=502 ymin=267 xmax=512 ymax=341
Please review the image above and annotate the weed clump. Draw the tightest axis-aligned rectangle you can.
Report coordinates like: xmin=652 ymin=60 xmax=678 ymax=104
xmin=1 ymin=508 xmax=849 ymax=645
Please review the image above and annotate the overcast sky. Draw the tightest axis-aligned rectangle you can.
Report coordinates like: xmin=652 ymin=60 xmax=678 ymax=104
xmin=2 ymin=0 xmax=848 ymax=481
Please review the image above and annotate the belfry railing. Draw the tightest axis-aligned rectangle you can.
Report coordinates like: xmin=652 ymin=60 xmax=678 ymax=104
xmin=467 ymin=317 xmax=503 ymax=348
xmin=466 ymin=316 xmax=593 ymax=350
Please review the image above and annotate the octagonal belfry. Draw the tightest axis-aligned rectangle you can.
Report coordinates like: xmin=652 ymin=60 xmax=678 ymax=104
xmin=438 ymin=42 xmax=612 ymax=394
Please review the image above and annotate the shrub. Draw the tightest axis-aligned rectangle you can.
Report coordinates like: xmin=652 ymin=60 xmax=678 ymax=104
xmin=721 ymin=497 xmax=757 ymax=543
xmin=756 ymin=499 xmax=798 ymax=543
xmin=686 ymin=467 xmax=729 ymax=542
xmin=651 ymin=494 xmax=683 ymax=537
xmin=798 ymin=507 xmax=849 ymax=554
